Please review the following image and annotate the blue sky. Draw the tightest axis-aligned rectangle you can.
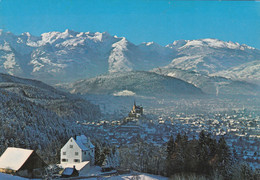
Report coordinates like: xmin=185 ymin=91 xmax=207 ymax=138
xmin=0 ymin=0 xmax=259 ymax=48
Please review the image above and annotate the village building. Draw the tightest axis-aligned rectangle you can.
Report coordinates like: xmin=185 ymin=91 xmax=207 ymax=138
xmin=60 ymin=135 xmax=95 ymax=175
xmin=0 ymin=147 xmax=47 ymax=178
xmin=128 ymin=101 xmax=143 ymax=118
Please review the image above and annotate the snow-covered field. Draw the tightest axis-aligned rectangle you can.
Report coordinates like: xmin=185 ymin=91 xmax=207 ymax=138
xmin=84 ymin=173 xmax=168 ymax=180
xmin=0 ymin=173 xmax=27 ymax=180
xmin=0 ymin=171 xmax=168 ymax=180
xmin=106 ymin=173 xmax=168 ymax=180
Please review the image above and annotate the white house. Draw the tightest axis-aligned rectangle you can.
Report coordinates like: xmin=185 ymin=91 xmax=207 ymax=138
xmin=60 ymin=135 xmax=95 ymax=174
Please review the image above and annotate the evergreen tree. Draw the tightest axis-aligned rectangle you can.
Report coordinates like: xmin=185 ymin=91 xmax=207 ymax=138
xmin=95 ymin=144 xmax=101 ymax=165
xmin=196 ymin=130 xmax=210 ymax=174
xmin=166 ymin=135 xmax=174 ymax=176
xmin=217 ymin=136 xmax=232 ymax=179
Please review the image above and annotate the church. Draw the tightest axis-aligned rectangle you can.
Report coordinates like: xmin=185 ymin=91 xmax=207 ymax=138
xmin=128 ymin=101 xmax=143 ymax=118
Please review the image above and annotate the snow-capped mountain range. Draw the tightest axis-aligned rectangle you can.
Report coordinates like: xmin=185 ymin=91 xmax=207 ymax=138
xmin=1 ymin=29 xmax=259 ymax=85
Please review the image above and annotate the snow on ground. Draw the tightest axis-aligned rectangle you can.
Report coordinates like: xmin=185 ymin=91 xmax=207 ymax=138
xmin=0 ymin=173 xmax=27 ymax=180
xmin=107 ymin=173 xmax=168 ymax=180
xmin=77 ymin=166 xmax=168 ymax=180
xmin=82 ymin=166 xmax=102 ymax=176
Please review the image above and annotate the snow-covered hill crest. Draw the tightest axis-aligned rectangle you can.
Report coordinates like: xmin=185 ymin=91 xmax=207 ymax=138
xmin=66 ymin=71 xmax=203 ymax=97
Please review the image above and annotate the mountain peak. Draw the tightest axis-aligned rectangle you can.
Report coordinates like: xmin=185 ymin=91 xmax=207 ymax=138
xmin=63 ymin=29 xmax=77 ymax=36
xmin=167 ymin=38 xmax=255 ymax=51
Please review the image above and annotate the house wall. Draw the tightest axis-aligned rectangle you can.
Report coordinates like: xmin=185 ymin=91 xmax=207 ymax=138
xmin=20 ymin=152 xmax=47 ymax=170
xmin=81 ymin=150 xmax=88 ymax=162
xmin=90 ymin=148 xmax=95 ymax=165
xmin=61 ymin=138 xmax=83 ymax=164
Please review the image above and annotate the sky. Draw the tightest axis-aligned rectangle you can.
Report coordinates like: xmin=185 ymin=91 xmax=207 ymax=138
xmin=0 ymin=0 xmax=259 ymax=48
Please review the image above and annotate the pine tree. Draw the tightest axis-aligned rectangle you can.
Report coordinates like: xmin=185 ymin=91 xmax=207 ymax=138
xmin=95 ymin=144 xmax=101 ymax=165
xmin=217 ymin=136 xmax=232 ymax=179
xmin=196 ymin=130 xmax=210 ymax=174
xmin=166 ymin=135 xmax=174 ymax=176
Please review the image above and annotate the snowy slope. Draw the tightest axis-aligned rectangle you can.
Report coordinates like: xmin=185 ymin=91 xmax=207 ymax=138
xmin=212 ymin=60 xmax=260 ymax=84
xmin=166 ymin=39 xmax=260 ymax=75
xmin=66 ymin=71 xmax=203 ymax=97
xmin=152 ymin=67 xmax=260 ymax=96
xmin=0 ymin=73 xmax=101 ymax=164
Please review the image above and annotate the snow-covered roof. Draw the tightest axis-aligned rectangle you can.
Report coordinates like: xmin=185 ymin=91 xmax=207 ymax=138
xmin=0 ymin=147 xmax=34 ymax=171
xmin=62 ymin=168 xmax=74 ymax=176
xmin=59 ymin=161 xmax=90 ymax=171
xmin=75 ymin=135 xmax=95 ymax=150
xmin=75 ymin=138 xmax=88 ymax=151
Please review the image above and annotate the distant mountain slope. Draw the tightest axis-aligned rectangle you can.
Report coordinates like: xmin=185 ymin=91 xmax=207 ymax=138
xmin=1 ymin=30 xmax=259 ymax=84
xmin=165 ymin=39 xmax=260 ymax=75
xmin=0 ymin=73 xmax=101 ymax=163
xmin=67 ymin=71 xmax=203 ymax=97
xmin=152 ymin=67 xmax=260 ymax=96
xmin=0 ymin=30 xmax=175 ymax=84
xmin=212 ymin=60 xmax=260 ymax=84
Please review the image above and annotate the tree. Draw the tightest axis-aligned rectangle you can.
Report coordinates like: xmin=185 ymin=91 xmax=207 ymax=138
xmin=166 ymin=135 xmax=174 ymax=176
xmin=216 ymin=136 xmax=232 ymax=179
xmin=95 ymin=144 xmax=101 ymax=165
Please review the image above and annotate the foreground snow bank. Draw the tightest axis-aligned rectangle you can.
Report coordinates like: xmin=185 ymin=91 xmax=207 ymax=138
xmin=106 ymin=173 xmax=168 ymax=180
xmin=0 ymin=173 xmax=27 ymax=180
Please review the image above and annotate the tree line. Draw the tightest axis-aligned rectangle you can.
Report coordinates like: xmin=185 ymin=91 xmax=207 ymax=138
xmin=166 ymin=131 xmax=255 ymax=179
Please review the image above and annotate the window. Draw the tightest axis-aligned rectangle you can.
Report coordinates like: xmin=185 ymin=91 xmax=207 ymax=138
xmin=75 ymin=152 xmax=78 ymax=156
xmin=63 ymin=152 xmax=66 ymax=155
xmin=74 ymin=159 xmax=80 ymax=163
xmin=70 ymin=145 xmax=73 ymax=148
xmin=62 ymin=159 xmax=68 ymax=162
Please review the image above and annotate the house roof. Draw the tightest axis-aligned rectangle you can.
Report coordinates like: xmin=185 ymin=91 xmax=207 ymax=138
xmin=0 ymin=147 xmax=34 ymax=171
xmin=75 ymin=135 xmax=95 ymax=150
xmin=59 ymin=161 xmax=90 ymax=171
xmin=62 ymin=168 xmax=74 ymax=176
xmin=75 ymin=136 xmax=88 ymax=151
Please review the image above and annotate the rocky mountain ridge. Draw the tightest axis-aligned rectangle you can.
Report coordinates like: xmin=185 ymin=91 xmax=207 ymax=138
xmin=1 ymin=30 xmax=259 ymax=85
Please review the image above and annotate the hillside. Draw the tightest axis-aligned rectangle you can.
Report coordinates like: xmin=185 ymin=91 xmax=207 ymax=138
xmin=165 ymin=39 xmax=260 ymax=74
xmin=0 ymin=73 xmax=101 ymax=163
xmin=152 ymin=67 xmax=260 ymax=96
xmin=66 ymin=71 xmax=203 ymax=97
xmin=212 ymin=60 xmax=260 ymax=84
